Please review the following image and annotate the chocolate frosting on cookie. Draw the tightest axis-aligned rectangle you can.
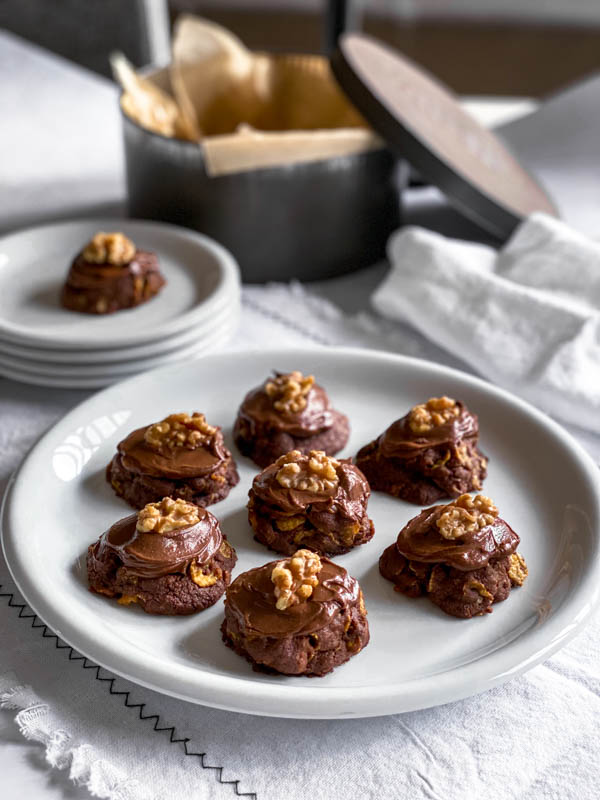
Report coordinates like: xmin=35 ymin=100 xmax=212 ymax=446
xmin=225 ymin=558 xmax=360 ymax=638
xmin=96 ymin=508 xmax=222 ymax=579
xmin=118 ymin=425 xmax=228 ymax=479
xmin=237 ymin=382 xmax=334 ymax=438
xmin=379 ymin=403 xmax=478 ymax=460
xmin=65 ymin=251 xmax=158 ymax=291
xmin=252 ymin=458 xmax=369 ymax=521
xmin=395 ymin=505 xmax=519 ymax=571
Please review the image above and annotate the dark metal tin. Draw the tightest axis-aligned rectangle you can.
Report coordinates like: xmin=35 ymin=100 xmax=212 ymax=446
xmin=121 ymin=69 xmax=404 ymax=283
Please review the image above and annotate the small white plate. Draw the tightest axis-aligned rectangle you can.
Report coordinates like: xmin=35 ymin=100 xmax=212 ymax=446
xmin=0 ymin=302 xmax=239 ymax=377
xmin=0 ymin=290 xmax=235 ymax=364
xmin=2 ymin=348 xmax=599 ymax=719
xmin=0 ymin=315 xmax=238 ymax=389
xmin=0 ymin=219 xmax=240 ymax=349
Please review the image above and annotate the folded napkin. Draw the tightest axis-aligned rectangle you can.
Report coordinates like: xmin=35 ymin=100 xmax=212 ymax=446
xmin=373 ymin=213 xmax=600 ymax=433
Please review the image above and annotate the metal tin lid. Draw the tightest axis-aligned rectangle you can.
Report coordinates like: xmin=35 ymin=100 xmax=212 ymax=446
xmin=331 ymin=33 xmax=557 ymax=239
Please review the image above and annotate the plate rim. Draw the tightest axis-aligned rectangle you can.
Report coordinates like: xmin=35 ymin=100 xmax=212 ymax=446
xmin=0 ymin=316 xmax=239 ymax=389
xmin=0 ymin=289 xmax=236 ymax=363
xmin=3 ymin=346 xmax=600 ymax=719
xmin=0 ymin=304 xmax=240 ymax=377
xmin=0 ymin=218 xmax=240 ymax=350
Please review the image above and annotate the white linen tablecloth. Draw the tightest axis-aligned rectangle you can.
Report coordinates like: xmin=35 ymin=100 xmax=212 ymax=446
xmin=2 ymin=26 xmax=600 ymax=800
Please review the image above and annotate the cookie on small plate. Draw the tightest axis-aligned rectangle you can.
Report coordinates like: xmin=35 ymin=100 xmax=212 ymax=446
xmin=222 ymin=549 xmax=369 ymax=676
xmin=234 ymin=370 xmax=349 ymax=468
xmin=379 ymin=493 xmax=528 ymax=618
xmin=247 ymin=449 xmax=374 ymax=556
xmin=61 ymin=231 xmax=165 ymax=314
xmin=356 ymin=396 xmax=487 ymax=505
xmin=107 ymin=412 xmax=239 ymax=509
xmin=87 ymin=497 xmax=237 ymax=615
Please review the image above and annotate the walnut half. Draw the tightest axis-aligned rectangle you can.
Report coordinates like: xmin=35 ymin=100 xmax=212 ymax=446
xmin=136 ymin=497 xmax=200 ymax=534
xmin=271 ymin=549 xmax=322 ymax=610
xmin=436 ymin=494 xmax=498 ymax=540
xmin=144 ymin=412 xmax=216 ymax=456
xmin=409 ymin=396 xmax=460 ymax=434
xmin=265 ymin=371 xmax=314 ymax=414
xmin=275 ymin=449 xmax=339 ymax=494
xmin=82 ymin=232 xmax=136 ymax=265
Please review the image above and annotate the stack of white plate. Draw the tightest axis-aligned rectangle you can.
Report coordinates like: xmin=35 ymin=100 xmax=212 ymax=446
xmin=0 ymin=219 xmax=241 ymax=388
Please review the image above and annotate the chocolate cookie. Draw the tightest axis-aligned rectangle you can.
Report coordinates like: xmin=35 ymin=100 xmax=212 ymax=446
xmin=247 ymin=449 xmax=374 ymax=556
xmin=234 ymin=370 xmax=350 ymax=468
xmin=87 ymin=497 xmax=237 ymax=615
xmin=379 ymin=493 xmax=528 ymax=618
xmin=61 ymin=231 xmax=165 ymax=314
xmin=356 ymin=396 xmax=487 ymax=504
xmin=222 ymin=549 xmax=369 ymax=676
xmin=107 ymin=412 xmax=239 ymax=509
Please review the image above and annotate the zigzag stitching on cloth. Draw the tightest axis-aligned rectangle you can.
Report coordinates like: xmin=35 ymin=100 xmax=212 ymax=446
xmin=0 ymin=585 xmax=257 ymax=799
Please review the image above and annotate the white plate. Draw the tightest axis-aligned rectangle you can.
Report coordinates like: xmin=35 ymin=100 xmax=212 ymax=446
xmin=0 ymin=302 xmax=239 ymax=377
xmin=0 ymin=290 xmax=235 ymax=364
xmin=0 ymin=218 xmax=240 ymax=349
xmin=2 ymin=348 xmax=599 ymax=719
xmin=0 ymin=316 xmax=238 ymax=389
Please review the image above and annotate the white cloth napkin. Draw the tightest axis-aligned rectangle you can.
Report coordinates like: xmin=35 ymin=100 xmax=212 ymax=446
xmin=2 ymin=284 xmax=600 ymax=800
xmin=374 ymin=212 xmax=600 ymax=434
